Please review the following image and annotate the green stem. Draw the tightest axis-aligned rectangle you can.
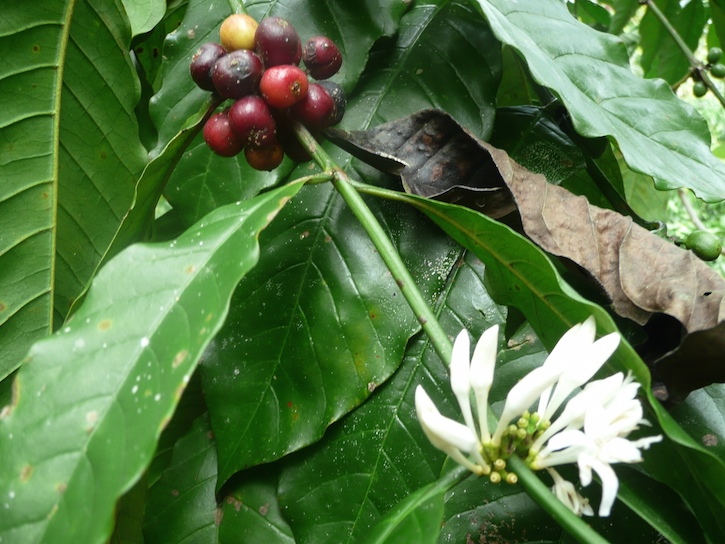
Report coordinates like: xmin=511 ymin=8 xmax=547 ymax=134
xmin=292 ymin=123 xmax=453 ymax=363
xmin=226 ymin=0 xmax=245 ymax=14
xmin=643 ymin=0 xmax=725 ymax=108
xmin=508 ymin=456 xmax=611 ymax=544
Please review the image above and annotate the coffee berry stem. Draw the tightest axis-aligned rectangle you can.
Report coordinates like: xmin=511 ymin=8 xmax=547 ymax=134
xmin=291 ymin=121 xmax=453 ymax=364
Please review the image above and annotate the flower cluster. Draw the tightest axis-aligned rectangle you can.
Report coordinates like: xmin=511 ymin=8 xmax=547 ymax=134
xmin=415 ymin=317 xmax=662 ymax=517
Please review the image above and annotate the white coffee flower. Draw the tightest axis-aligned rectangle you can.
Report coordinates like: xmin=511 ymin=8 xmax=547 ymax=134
xmin=414 ymin=317 xmax=662 ymax=517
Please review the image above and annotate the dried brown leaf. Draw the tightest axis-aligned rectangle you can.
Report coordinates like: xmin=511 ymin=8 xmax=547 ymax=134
xmin=329 ymin=109 xmax=725 ymax=397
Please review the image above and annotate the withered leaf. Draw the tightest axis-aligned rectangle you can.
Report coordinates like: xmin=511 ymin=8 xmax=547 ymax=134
xmin=330 ymin=109 xmax=725 ymax=398
xmin=325 ymin=111 xmax=516 ymax=219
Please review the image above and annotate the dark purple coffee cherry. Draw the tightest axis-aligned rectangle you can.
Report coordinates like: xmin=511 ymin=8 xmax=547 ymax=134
xmin=317 ymin=81 xmax=346 ymax=126
xmin=302 ymin=36 xmax=342 ymax=80
xmin=290 ymin=83 xmax=337 ymax=129
xmin=203 ymin=110 xmax=245 ymax=157
xmin=229 ymin=95 xmax=277 ymax=148
xmin=211 ymin=49 xmax=264 ymax=99
xmin=190 ymin=42 xmax=227 ymax=91
xmin=254 ymin=16 xmax=302 ymax=67
xmin=245 ymin=141 xmax=285 ymax=171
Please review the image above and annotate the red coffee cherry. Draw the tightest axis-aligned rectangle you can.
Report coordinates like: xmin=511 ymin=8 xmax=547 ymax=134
xmin=302 ymin=36 xmax=342 ymax=80
xmin=259 ymin=65 xmax=309 ymax=108
xmin=229 ymin=96 xmax=277 ymax=148
xmin=190 ymin=42 xmax=227 ymax=91
xmin=211 ymin=49 xmax=264 ymax=99
xmin=203 ymin=110 xmax=245 ymax=157
xmin=290 ymin=83 xmax=337 ymax=129
xmin=254 ymin=16 xmax=302 ymax=67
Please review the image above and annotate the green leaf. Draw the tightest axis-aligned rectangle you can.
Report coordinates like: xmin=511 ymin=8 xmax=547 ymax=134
xmin=218 ymin=466 xmax=295 ymax=544
xmin=471 ymin=0 xmax=725 ymax=202
xmin=616 ymin=467 xmax=707 ymax=544
xmin=277 ymin=251 xmax=506 ymax=544
xmin=144 ymin=414 xmax=219 ymax=544
xmin=349 ymin=0 xmax=501 ymax=140
xmin=0 ymin=0 xmax=147 ymax=379
xmin=0 ymin=181 xmax=303 ymax=544
xmin=639 ymin=0 xmax=707 ymax=85
xmin=608 ymin=0 xmax=640 ymax=35
xmin=121 ymin=0 xmax=167 ymax=37
xmin=361 ymin=467 xmax=467 ymax=544
xmin=201 ymin=179 xmax=462 ymax=485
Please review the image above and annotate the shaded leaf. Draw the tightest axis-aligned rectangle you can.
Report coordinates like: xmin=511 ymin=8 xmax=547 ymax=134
xmin=640 ymin=0 xmax=706 ymax=85
xmin=121 ymin=0 xmax=167 ymax=37
xmin=144 ymin=414 xmax=219 ymax=544
xmin=0 ymin=0 xmax=146 ymax=379
xmin=489 ymin=106 xmax=585 ymax=185
xmin=218 ymin=466 xmax=295 ymax=544
xmin=471 ymin=0 xmax=725 ymax=202
xmin=361 ymin=467 xmax=467 ymax=544
xmin=616 ymin=467 xmax=707 ymax=544
xmin=277 ymin=251 xmax=505 ymax=544
xmin=0 ymin=181 xmax=303 ymax=544
xmin=68 ymin=96 xmax=220 ymax=316
xmin=200 ymin=180 xmax=462 ymax=485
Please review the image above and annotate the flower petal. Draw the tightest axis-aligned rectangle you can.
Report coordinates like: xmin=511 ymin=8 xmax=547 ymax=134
xmin=469 ymin=325 xmax=499 ymax=442
xmin=449 ymin=330 xmax=477 ymax=437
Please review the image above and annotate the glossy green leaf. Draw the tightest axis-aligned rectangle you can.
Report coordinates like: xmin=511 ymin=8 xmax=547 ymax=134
xmin=472 ymin=0 xmax=725 ymax=202
xmin=200 ymin=0 xmax=502 ymax=486
xmin=144 ymin=414 xmax=218 ymax=544
xmin=68 ymin=96 xmax=218 ymax=316
xmin=0 ymin=0 xmax=147 ymax=379
xmin=276 ymin=251 xmax=505 ymax=544
xmin=639 ymin=0 xmax=706 ymax=85
xmin=0 ymin=181 xmax=303 ymax=544
xmin=201 ymin=180 xmax=461 ymax=485
xmin=361 ymin=467 xmax=467 ymax=544
xmin=121 ymin=0 xmax=167 ymax=37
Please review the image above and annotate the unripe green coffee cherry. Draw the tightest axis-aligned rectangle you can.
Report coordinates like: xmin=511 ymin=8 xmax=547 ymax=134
xmin=710 ymin=63 xmax=725 ymax=78
xmin=708 ymin=47 xmax=723 ymax=65
xmin=693 ymin=81 xmax=708 ymax=97
xmin=685 ymin=230 xmax=722 ymax=261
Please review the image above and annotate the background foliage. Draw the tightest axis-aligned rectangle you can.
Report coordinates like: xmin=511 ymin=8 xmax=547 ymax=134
xmin=2 ymin=0 xmax=725 ymax=543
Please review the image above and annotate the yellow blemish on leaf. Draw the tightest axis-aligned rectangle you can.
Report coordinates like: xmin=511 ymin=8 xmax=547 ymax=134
xmin=172 ymin=350 xmax=188 ymax=368
xmin=56 ymin=482 xmax=67 ymax=494
xmin=98 ymin=319 xmax=112 ymax=331
xmin=19 ymin=465 xmax=33 ymax=482
xmin=186 ymin=265 xmax=196 ymax=274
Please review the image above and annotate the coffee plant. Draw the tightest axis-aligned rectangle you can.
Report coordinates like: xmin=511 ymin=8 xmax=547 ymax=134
xmin=3 ymin=1 xmax=725 ymax=543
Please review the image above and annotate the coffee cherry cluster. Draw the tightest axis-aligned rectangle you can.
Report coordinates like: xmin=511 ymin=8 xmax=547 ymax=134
xmin=190 ymin=14 xmax=346 ymax=170
xmin=693 ymin=47 xmax=725 ymax=98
